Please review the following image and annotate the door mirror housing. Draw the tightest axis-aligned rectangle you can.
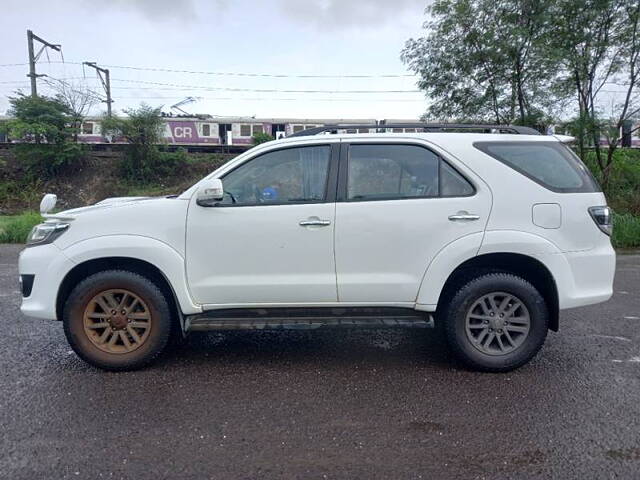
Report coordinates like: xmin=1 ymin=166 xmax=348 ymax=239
xmin=196 ymin=179 xmax=224 ymax=207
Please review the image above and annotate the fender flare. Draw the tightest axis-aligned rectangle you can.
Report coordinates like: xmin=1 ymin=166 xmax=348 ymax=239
xmin=415 ymin=232 xmax=484 ymax=308
xmin=60 ymin=235 xmax=202 ymax=315
xmin=415 ymin=230 xmax=563 ymax=309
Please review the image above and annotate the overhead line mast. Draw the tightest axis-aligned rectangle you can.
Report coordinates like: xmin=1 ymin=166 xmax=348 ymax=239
xmin=83 ymin=62 xmax=113 ymax=116
xmin=26 ymin=29 xmax=62 ymax=97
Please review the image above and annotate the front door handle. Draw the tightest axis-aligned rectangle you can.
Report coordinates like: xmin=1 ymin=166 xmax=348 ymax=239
xmin=299 ymin=218 xmax=331 ymax=227
xmin=448 ymin=212 xmax=480 ymax=221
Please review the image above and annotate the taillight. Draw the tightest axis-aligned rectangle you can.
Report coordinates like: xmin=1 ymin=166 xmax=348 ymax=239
xmin=588 ymin=206 xmax=613 ymax=236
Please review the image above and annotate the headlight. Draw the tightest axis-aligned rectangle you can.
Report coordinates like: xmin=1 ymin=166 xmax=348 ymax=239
xmin=26 ymin=222 xmax=70 ymax=246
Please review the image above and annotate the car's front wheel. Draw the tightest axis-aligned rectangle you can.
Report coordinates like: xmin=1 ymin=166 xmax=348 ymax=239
xmin=444 ymin=273 xmax=549 ymax=372
xmin=63 ymin=270 xmax=172 ymax=371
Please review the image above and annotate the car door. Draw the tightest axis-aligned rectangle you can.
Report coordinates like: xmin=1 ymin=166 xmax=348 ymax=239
xmin=334 ymin=140 xmax=491 ymax=303
xmin=186 ymin=142 xmax=339 ymax=306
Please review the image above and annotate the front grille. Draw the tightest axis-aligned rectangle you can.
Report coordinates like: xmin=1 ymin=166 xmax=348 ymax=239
xmin=20 ymin=274 xmax=34 ymax=297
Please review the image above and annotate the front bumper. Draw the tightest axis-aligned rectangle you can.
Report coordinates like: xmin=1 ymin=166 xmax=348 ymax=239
xmin=18 ymin=244 xmax=75 ymax=320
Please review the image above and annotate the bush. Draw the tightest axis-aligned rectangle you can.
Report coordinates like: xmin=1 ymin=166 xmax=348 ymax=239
xmin=0 ymin=178 xmax=43 ymax=213
xmin=155 ymin=148 xmax=190 ymax=178
xmin=0 ymin=212 xmax=41 ymax=243
xmin=102 ymin=104 xmax=165 ymax=183
xmin=13 ymin=143 xmax=86 ymax=179
xmin=612 ymin=213 xmax=640 ymax=249
xmin=583 ymin=149 xmax=640 ymax=215
xmin=252 ymin=132 xmax=274 ymax=145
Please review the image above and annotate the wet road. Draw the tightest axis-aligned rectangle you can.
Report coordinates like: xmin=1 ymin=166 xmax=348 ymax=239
xmin=1 ymin=244 xmax=639 ymax=479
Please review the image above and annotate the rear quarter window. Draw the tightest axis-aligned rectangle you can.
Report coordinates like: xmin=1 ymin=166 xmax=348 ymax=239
xmin=474 ymin=141 xmax=600 ymax=193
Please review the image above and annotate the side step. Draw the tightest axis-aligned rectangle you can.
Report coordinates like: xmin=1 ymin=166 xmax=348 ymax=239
xmin=185 ymin=307 xmax=434 ymax=332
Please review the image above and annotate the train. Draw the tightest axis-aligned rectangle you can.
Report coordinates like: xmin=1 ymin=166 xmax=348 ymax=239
xmin=79 ymin=116 xmax=381 ymax=147
xmin=1 ymin=115 xmax=638 ymax=150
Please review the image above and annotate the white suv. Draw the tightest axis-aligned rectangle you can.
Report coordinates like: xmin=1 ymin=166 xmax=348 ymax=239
xmin=18 ymin=125 xmax=615 ymax=372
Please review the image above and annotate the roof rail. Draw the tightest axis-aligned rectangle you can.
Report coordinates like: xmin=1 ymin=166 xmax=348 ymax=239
xmin=288 ymin=123 xmax=542 ymax=138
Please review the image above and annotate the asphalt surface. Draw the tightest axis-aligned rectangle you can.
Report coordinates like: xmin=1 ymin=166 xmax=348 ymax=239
xmin=1 ymin=244 xmax=639 ymax=480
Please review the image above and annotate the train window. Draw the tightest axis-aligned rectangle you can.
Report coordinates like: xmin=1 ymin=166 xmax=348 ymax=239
xmin=293 ymin=125 xmax=304 ymax=133
xmin=358 ymin=128 xmax=369 ymax=133
xmin=392 ymin=128 xmax=403 ymax=133
xmin=252 ymin=125 xmax=263 ymax=135
xmin=240 ymin=125 xmax=251 ymax=137
xmin=202 ymin=124 xmax=211 ymax=137
xmin=304 ymin=125 xmax=316 ymax=130
xmin=82 ymin=122 xmax=93 ymax=135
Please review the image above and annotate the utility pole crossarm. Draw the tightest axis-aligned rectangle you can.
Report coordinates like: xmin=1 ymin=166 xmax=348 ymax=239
xmin=83 ymin=61 xmax=113 ymax=116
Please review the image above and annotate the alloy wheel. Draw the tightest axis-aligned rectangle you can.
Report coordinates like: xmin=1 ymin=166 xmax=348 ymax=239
xmin=464 ymin=291 xmax=531 ymax=356
xmin=82 ymin=289 xmax=152 ymax=354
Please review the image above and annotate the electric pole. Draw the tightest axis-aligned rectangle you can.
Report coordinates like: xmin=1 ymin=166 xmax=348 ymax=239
xmin=26 ymin=29 xmax=61 ymax=97
xmin=83 ymin=62 xmax=113 ymax=116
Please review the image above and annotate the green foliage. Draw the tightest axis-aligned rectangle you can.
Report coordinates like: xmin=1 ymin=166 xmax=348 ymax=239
xmin=583 ymin=148 xmax=640 ymax=214
xmin=4 ymin=94 xmax=84 ymax=178
xmin=0 ymin=212 xmax=41 ymax=243
xmin=6 ymin=94 xmax=71 ymax=142
xmin=403 ymin=0 xmax=638 ymax=136
xmin=612 ymin=214 xmax=640 ymax=249
xmin=101 ymin=104 xmax=164 ymax=145
xmin=0 ymin=177 xmax=43 ymax=213
xmin=547 ymin=0 xmax=635 ymax=183
xmin=252 ymin=132 xmax=274 ymax=145
xmin=402 ymin=0 xmax=559 ymax=126
xmin=154 ymin=148 xmax=190 ymax=178
xmin=101 ymin=104 xmax=166 ymax=182
xmin=581 ymin=147 xmax=640 ymax=248
xmin=13 ymin=143 xmax=86 ymax=179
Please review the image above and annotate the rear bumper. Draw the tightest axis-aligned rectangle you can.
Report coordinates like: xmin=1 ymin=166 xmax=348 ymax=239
xmin=19 ymin=244 xmax=75 ymax=320
xmin=542 ymin=242 xmax=616 ymax=310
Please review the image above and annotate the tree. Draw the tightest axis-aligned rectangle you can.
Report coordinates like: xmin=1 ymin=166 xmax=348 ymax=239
xmin=6 ymin=93 xmax=71 ymax=144
xmin=4 ymin=93 xmax=84 ymax=177
xmin=45 ymin=78 xmax=100 ymax=142
xmin=403 ymin=0 xmax=640 ymax=191
xmin=401 ymin=0 xmax=560 ymax=126
xmin=101 ymin=104 xmax=168 ymax=182
xmin=549 ymin=0 xmax=640 ymax=187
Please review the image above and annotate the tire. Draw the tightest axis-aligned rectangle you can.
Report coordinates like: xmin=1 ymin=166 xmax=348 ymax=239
xmin=63 ymin=270 xmax=172 ymax=371
xmin=443 ymin=272 xmax=548 ymax=372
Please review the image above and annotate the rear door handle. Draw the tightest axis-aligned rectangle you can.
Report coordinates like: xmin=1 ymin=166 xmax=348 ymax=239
xmin=448 ymin=212 xmax=480 ymax=221
xmin=299 ymin=218 xmax=331 ymax=227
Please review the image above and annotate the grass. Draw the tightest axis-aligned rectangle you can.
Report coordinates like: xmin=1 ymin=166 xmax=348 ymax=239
xmin=612 ymin=213 xmax=640 ymax=249
xmin=0 ymin=212 xmax=42 ymax=243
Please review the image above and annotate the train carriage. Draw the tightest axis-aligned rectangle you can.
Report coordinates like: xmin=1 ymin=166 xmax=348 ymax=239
xmin=75 ymin=116 xmax=377 ymax=148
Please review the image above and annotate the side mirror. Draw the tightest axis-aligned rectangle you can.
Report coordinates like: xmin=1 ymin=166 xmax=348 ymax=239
xmin=40 ymin=193 xmax=57 ymax=215
xmin=196 ymin=179 xmax=224 ymax=207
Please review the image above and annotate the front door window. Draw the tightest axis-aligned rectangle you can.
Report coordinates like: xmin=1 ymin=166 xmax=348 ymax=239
xmin=219 ymin=145 xmax=331 ymax=206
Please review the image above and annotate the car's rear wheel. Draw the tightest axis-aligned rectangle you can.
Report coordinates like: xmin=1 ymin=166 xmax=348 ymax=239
xmin=444 ymin=273 xmax=548 ymax=372
xmin=63 ymin=270 xmax=171 ymax=371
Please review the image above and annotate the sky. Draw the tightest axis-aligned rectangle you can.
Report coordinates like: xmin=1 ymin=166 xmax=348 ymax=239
xmin=0 ymin=0 xmax=430 ymax=120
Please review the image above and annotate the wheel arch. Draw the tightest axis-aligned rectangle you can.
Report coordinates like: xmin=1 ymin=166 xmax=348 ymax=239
xmin=435 ymin=252 xmax=559 ymax=331
xmin=58 ymin=235 xmax=201 ymax=321
xmin=56 ymin=257 xmax=187 ymax=331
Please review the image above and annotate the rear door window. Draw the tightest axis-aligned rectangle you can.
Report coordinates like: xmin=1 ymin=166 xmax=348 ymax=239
xmin=346 ymin=144 xmax=474 ymax=201
xmin=474 ymin=141 xmax=600 ymax=193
